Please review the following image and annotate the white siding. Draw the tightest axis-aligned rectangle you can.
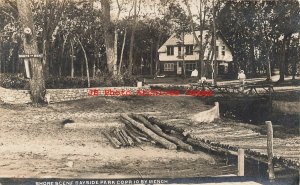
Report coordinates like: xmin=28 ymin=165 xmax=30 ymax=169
xmin=159 ymin=33 xmax=233 ymax=62
xmin=159 ymin=46 xmax=199 ymax=61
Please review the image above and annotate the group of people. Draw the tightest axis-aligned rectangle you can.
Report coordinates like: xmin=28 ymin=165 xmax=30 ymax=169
xmin=191 ymin=69 xmax=246 ymax=86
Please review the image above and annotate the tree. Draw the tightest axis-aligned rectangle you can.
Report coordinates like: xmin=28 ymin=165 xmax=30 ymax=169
xmin=16 ymin=0 xmax=46 ymax=104
xmin=183 ymin=0 xmax=207 ymax=78
xmin=273 ymin=0 xmax=300 ymax=82
xmin=101 ymin=0 xmax=115 ymax=75
xmin=128 ymin=0 xmax=142 ymax=75
xmin=218 ymin=0 xmax=300 ymax=81
xmin=34 ymin=0 xmax=69 ymax=78
xmin=167 ymin=2 xmax=191 ymax=77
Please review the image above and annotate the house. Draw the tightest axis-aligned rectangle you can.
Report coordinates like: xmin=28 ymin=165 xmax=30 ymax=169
xmin=157 ymin=30 xmax=233 ymax=77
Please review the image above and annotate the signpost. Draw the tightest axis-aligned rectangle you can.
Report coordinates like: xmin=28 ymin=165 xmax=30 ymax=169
xmin=19 ymin=54 xmax=43 ymax=78
xmin=19 ymin=54 xmax=43 ymax=58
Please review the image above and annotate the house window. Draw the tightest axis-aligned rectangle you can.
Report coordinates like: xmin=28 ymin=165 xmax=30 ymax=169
xmin=167 ymin=46 xmax=174 ymax=56
xmin=178 ymin=46 xmax=182 ymax=57
xmin=221 ymin=46 xmax=225 ymax=56
xmin=185 ymin=45 xmax=193 ymax=55
xmin=185 ymin=63 xmax=196 ymax=72
xmin=164 ymin=63 xmax=174 ymax=71
xmin=216 ymin=46 xmax=219 ymax=58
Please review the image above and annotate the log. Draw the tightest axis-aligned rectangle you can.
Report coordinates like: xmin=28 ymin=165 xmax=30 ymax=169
xmin=120 ymin=129 xmax=134 ymax=146
xmin=133 ymin=114 xmax=194 ymax=152
xmin=120 ymin=117 xmax=149 ymax=138
xmin=113 ymin=129 xmax=128 ymax=146
xmin=186 ymin=138 xmax=228 ymax=154
xmin=120 ymin=114 xmax=177 ymax=150
xmin=145 ymin=116 xmax=185 ymax=134
xmin=117 ymin=128 xmax=132 ymax=146
xmin=102 ymin=132 xmax=121 ymax=149
xmin=124 ymin=128 xmax=142 ymax=144
xmin=138 ymin=136 xmax=150 ymax=142
xmin=153 ymin=124 xmax=162 ymax=132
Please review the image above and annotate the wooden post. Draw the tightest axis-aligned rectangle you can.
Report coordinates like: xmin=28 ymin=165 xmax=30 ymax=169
xmin=215 ymin=102 xmax=220 ymax=118
xmin=266 ymin=121 xmax=275 ymax=181
xmin=238 ymin=149 xmax=245 ymax=176
xmin=24 ymin=59 xmax=31 ymax=78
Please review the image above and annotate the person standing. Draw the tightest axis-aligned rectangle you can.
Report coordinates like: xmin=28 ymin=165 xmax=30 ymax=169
xmin=238 ymin=70 xmax=246 ymax=85
xmin=238 ymin=70 xmax=246 ymax=92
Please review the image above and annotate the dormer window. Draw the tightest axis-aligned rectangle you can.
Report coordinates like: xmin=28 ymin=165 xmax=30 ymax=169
xmin=167 ymin=46 xmax=174 ymax=56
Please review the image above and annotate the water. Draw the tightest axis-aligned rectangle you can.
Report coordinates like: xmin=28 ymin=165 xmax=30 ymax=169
xmin=202 ymin=97 xmax=299 ymax=184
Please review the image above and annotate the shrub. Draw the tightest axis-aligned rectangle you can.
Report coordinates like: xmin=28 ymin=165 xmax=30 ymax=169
xmin=0 ymin=73 xmax=29 ymax=89
xmin=0 ymin=73 xmax=137 ymax=89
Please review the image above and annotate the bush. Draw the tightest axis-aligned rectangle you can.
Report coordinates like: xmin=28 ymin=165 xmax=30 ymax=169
xmin=0 ymin=73 xmax=29 ymax=90
xmin=0 ymin=73 xmax=138 ymax=89
xmin=45 ymin=75 xmax=137 ymax=89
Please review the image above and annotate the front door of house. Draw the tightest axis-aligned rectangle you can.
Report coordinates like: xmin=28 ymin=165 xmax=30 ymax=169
xmin=177 ymin=62 xmax=182 ymax=74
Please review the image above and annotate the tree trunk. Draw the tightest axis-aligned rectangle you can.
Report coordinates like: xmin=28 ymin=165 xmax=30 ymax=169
xmin=70 ymin=40 xmax=74 ymax=78
xmin=114 ymin=29 xmax=118 ymax=75
xmin=81 ymin=58 xmax=84 ymax=79
xmin=155 ymin=33 xmax=162 ymax=75
xmin=184 ymin=0 xmax=205 ymax=78
xmin=17 ymin=0 xmax=46 ymax=105
xmin=212 ymin=0 xmax=217 ymax=84
xmin=150 ymin=41 xmax=153 ymax=76
xmin=118 ymin=28 xmax=127 ymax=74
xmin=250 ymin=44 xmax=256 ymax=78
xmin=77 ymin=39 xmax=90 ymax=88
xmin=93 ymin=55 xmax=96 ymax=79
xmin=279 ymin=36 xmax=289 ymax=82
xmin=128 ymin=0 xmax=138 ymax=75
xmin=101 ymin=0 xmax=115 ymax=75
xmin=128 ymin=27 xmax=136 ymax=75
xmin=42 ymin=39 xmax=49 ymax=78
xmin=0 ymin=39 xmax=2 ymax=73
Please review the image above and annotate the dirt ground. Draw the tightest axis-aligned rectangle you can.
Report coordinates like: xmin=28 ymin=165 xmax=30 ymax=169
xmin=0 ymin=96 xmax=233 ymax=179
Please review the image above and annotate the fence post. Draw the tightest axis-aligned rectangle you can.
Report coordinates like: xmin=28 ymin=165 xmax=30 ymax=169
xmin=266 ymin=121 xmax=275 ymax=181
xmin=238 ymin=149 xmax=245 ymax=176
xmin=215 ymin=102 xmax=220 ymax=118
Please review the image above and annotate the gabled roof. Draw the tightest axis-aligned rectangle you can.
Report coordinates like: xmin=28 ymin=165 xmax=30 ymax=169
xmin=158 ymin=30 xmax=210 ymax=53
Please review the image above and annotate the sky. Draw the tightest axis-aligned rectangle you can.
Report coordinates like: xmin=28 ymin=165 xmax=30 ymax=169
xmin=93 ymin=0 xmax=202 ymax=21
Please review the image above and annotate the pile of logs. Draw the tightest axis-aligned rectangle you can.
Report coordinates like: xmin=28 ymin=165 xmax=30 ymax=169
xmin=102 ymin=113 xmax=194 ymax=152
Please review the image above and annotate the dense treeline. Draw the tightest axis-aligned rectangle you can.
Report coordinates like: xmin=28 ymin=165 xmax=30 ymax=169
xmin=0 ymin=0 xmax=299 ymax=82
xmin=218 ymin=0 xmax=300 ymax=81
xmin=0 ymin=0 xmax=171 ymax=79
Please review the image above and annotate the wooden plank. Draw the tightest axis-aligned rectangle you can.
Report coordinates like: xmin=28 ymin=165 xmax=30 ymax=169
xmin=19 ymin=54 xmax=43 ymax=58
